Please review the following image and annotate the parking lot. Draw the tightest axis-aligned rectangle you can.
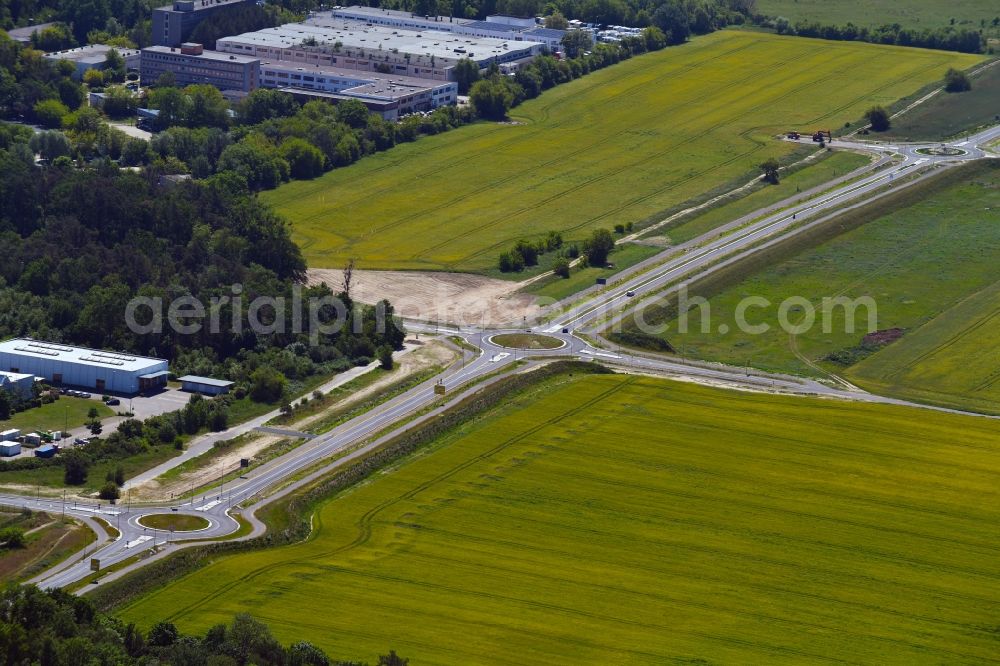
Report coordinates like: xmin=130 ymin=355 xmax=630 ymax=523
xmin=1 ymin=387 xmax=194 ymax=459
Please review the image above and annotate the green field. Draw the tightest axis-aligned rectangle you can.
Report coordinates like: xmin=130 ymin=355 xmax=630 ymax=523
xmin=631 ymin=162 xmax=1000 ymax=408
xmin=264 ymin=31 xmax=977 ymax=273
xmin=1 ymin=396 xmax=112 ymax=434
xmin=660 ymin=150 xmax=870 ymax=246
xmin=847 ymin=280 xmax=1000 ymax=412
xmin=757 ymin=0 xmax=999 ymax=32
xmin=119 ymin=373 xmax=1000 ymax=663
xmin=881 ymin=62 xmax=1000 ymax=141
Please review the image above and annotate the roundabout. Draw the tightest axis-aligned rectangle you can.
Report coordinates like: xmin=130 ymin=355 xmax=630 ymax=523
xmin=137 ymin=513 xmax=211 ymax=532
xmin=488 ymin=333 xmax=566 ymax=350
xmin=916 ymin=145 xmax=967 ymax=156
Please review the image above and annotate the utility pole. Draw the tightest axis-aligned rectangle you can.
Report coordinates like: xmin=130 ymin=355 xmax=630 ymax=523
xmin=61 ymin=490 xmax=65 ymax=520
xmin=219 ymin=462 xmax=225 ymax=501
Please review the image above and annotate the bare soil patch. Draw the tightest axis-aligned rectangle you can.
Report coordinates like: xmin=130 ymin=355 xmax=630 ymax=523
xmin=308 ymin=269 xmax=542 ymax=328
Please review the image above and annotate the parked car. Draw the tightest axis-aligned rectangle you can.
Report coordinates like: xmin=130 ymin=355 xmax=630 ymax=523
xmin=105 ymin=398 xmax=120 ymax=406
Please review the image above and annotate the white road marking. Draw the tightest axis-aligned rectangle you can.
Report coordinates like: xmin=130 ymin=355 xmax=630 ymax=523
xmin=125 ymin=535 xmax=152 ymax=549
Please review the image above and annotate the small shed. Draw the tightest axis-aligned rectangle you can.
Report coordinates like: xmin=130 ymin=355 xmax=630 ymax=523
xmin=0 ymin=429 xmax=20 ymax=442
xmin=178 ymin=375 xmax=234 ymax=396
xmin=23 ymin=433 xmax=41 ymax=447
xmin=0 ymin=442 xmax=21 ymax=457
xmin=34 ymin=444 xmax=56 ymax=458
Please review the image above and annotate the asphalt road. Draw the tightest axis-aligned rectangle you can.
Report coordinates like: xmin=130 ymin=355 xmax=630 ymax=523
xmin=7 ymin=126 xmax=999 ymax=591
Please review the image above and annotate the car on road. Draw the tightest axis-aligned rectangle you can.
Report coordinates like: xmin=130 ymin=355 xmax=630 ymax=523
xmin=104 ymin=397 xmax=120 ymax=406
xmin=626 ymin=290 xmax=635 ymax=297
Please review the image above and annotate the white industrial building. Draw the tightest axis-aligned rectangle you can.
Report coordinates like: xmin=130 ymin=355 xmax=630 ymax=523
xmin=326 ymin=7 xmax=568 ymax=49
xmin=0 ymin=370 xmax=35 ymax=401
xmin=217 ymin=17 xmax=543 ymax=81
xmin=0 ymin=339 xmax=169 ymax=395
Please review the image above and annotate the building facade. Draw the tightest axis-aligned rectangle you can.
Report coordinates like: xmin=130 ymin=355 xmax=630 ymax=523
xmin=0 ymin=339 xmax=169 ymax=395
xmin=260 ymin=61 xmax=457 ymax=115
xmin=141 ymin=43 xmax=259 ymax=92
xmin=152 ymin=0 xmax=255 ymax=47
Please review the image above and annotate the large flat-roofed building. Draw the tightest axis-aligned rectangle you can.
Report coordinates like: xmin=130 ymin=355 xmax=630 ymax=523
xmin=260 ymin=60 xmax=457 ymax=115
xmin=217 ymin=18 xmax=543 ymax=81
xmin=0 ymin=339 xmax=169 ymax=395
xmin=153 ymin=0 xmax=255 ymax=47
xmin=44 ymin=44 xmax=140 ymax=80
xmin=141 ymin=43 xmax=259 ymax=92
xmin=325 ymin=7 xmax=568 ymax=49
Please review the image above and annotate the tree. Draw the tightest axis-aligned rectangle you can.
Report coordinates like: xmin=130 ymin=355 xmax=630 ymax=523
xmin=653 ymin=1 xmax=691 ymax=45
xmin=378 ymin=346 xmax=394 ymax=370
xmin=545 ymin=11 xmax=569 ymax=29
xmin=237 ymin=88 xmax=298 ymax=125
xmin=553 ymin=257 xmax=570 ymax=278
xmin=184 ymin=84 xmax=230 ymax=128
xmin=378 ymin=650 xmax=409 ymax=666
xmin=583 ymin=228 xmax=615 ymax=267
xmin=88 ymin=420 xmax=104 ymax=436
xmin=250 ymin=366 xmax=287 ymax=403
xmin=147 ymin=621 xmax=179 ymax=647
xmin=83 ymin=68 xmax=105 ymax=88
xmin=103 ymin=49 xmax=126 ymax=83
xmin=452 ymin=58 xmax=481 ymax=95
xmin=280 ymin=137 xmax=325 ymax=179
xmin=33 ymin=99 xmax=70 ymax=128
xmin=760 ymin=157 xmax=780 ymax=184
xmin=114 ymin=465 xmax=126 ymax=486
xmin=335 ymin=99 xmax=370 ymax=129
xmin=944 ymin=67 xmax=971 ymax=92
xmin=469 ymin=79 xmax=514 ymax=120
xmin=561 ymin=30 xmax=593 ymax=58
xmin=866 ymin=105 xmax=890 ymax=132
xmin=98 ymin=482 xmax=120 ymax=501
xmin=29 ymin=131 xmax=72 ymax=162
xmin=63 ymin=450 xmax=90 ymax=485
xmin=288 ymin=642 xmax=330 ymax=666
xmin=0 ymin=527 xmax=25 ymax=548
xmin=101 ymin=85 xmax=136 ymax=118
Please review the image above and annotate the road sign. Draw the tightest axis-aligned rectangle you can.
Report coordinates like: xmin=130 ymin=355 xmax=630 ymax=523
xmin=90 ymin=558 xmax=100 ymax=572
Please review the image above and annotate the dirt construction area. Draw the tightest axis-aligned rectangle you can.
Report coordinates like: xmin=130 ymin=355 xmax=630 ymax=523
xmin=308 ymin=269 xmax=543 ymax=328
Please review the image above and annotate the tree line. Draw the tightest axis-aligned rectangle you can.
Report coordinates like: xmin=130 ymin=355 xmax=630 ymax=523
xmin=767 ymin=17 xmax=985 ymax=53
xmin=0 ymin=583 xmax=410 ymax=666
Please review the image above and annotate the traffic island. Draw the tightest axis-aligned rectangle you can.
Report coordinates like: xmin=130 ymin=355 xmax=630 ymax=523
xmin=137 ymin=514 xmax=210 ymax=532
xmin=488 ymin=334 xmax=566 ymax=350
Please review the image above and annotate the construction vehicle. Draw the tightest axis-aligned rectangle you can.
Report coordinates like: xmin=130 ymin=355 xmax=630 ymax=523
xmin=786 ymin=131 xmax=800 ymax=140
xmin=812 ymin=129 xmax=832 ymax=142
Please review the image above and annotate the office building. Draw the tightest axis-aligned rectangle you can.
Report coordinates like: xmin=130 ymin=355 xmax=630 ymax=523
xmin=152 ymin=0 xmax=255 ymax=47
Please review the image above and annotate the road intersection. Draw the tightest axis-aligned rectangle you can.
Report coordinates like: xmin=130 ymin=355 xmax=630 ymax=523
xmin=6 ymin=125 xmax=998 ymax=591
